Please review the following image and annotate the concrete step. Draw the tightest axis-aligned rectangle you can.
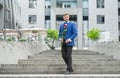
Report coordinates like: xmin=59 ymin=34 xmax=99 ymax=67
xmin=3 ymin=63 xmax=120 ymax=67
xmin=29 ymin=54 xmax=110 ymax=57
xmin=0 ymin=50 xmax=120 ymax=74
xmin=1 ymin=64 xmax=120 ymax=70
xmin=39 ymin=50 xmax=104 ymax=55
xmin=38 ymin=52 xmax=104 ymax=55
xmin=18 ymin=59 xmax=119 ymax=63
xmin=1 ymin=69 xmax=120 ymax=74
xmin=28 ymin=58 xmax=113 ymax=60
xmin=0 ymin=76 xmax=120 ymax=78
xmin=28 ymin=55 xmax=113 ymax=60
xmin=18 ymin=61 xmax=120 ymax=65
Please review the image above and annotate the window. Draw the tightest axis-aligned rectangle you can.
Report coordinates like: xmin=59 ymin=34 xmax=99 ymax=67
xmin=83 ymin=0 xmax=88 ymax=8
xmin=56 ymin=15 xmax=77 ymax=21
xmin=29 ymin=15 xmax=37 ymax=24
xmin=56 ymin=15 xmax=63 ymax=21
xmin=63 ymin=3 xmax=71 ymax=8
xmin=45 ymin=0 xmax=51 ymax=8
xmin=56 ymin=0 xmax=77 ymax=8
xmin=0 ymin=4 xmax=3 ymax=9
xmin=29 ymin=0 xmax=37 ymax=8
xmin=118 ymin=8 xmax=120 ymax=16
xmin=97 ymin=0 xmax=104 ymax=8
xmin=97 ymin=15 xmax=105 ymax=24
xmin=83 ymin=16 xmax=88 ymax=20
xmin=118 ymin=22 xmax=120 ymax=41
xmin=45 ymin=16 xmax=51 ymax=29
xmin=119 ymin=22 xmax=120 ymax=31
xmin=83 ymin=8 xmax=88 ymax=16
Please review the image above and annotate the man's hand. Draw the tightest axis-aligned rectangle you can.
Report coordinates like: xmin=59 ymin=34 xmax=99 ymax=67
xmin=65 ymin=39 xmax=71 ymax=43
xmin=59 ymin=38 xmax=63 ymax=43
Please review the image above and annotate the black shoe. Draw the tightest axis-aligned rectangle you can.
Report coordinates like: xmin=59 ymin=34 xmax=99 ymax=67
xmin=69 ymin=70 xmax=74 ymax=73
xmin=64 ymin=70 xmax=71 ymax=75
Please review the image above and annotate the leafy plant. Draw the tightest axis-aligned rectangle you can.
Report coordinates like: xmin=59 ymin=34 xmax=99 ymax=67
xmin=46 ymin=29 xmax=58 ymax=49
xmin=86 ymin=28 xmax=100 ymax=41
xmin=19 ymin=37 xmax=26 ymax=42
xmin=6 ymin=37 xmax=15 ymax=41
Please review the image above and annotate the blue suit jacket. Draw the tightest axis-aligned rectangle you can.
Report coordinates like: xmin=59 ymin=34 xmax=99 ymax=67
xmin=58 ymin=22 xmax=78 ymax=46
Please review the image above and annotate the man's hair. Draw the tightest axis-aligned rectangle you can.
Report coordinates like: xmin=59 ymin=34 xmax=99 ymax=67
xmin=63 ymin=13 xmax=69 ymax=16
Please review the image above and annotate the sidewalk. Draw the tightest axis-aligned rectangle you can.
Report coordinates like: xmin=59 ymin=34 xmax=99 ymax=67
xmin=0 ymin=74 xmax=120 ymax=77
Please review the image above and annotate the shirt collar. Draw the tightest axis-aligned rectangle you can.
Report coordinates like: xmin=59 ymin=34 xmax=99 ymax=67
xmin=64 ymin=21 xmax=69 ymax=23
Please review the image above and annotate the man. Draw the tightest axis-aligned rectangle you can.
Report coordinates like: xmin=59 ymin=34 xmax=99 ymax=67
xmin=58 ymin=13 xmax=78 ymax=74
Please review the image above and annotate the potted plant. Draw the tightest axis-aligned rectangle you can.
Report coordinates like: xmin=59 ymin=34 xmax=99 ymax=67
xmin=46 ymin=29 xmax=58 ymax=50
xmin=86 ymin=28 xmax=100 ymax=41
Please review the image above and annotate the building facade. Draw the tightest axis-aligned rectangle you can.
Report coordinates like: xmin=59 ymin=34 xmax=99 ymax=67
xmin=0 ymin=0 xmax=21 ymax=30
xmin=19 ymin=0 xmax=119 ymax=49
xmin=45 ymin=0 xmax=119 ymax=49
xmin=89 ymin=0 xmax=118 ymax=42
xmin=18 ymin=0 xmax=45 ymax=28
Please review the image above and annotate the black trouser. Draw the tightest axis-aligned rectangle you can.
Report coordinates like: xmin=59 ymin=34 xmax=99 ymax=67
xmin=61 ymin=44 xmax=73 ymax=72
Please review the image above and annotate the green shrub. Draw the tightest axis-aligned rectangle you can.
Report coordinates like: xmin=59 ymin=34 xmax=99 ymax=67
xmin=6 ymin=37 xmax=14 ymax=41
xmin=46 ymin=29 xmax=58 ymax=49
xmin=19 ymin=37 xmax=26 ymax=42
xmin=86 ymin=28 xmax=100 ymax=41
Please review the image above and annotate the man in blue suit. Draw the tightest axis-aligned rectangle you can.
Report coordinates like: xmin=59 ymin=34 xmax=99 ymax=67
xmin=58 ymin=13 xmax=78 ymax=74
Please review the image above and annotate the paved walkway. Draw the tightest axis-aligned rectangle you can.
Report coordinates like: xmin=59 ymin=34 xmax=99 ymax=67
xmin=0 ymin=74 xmax=120 ymax=77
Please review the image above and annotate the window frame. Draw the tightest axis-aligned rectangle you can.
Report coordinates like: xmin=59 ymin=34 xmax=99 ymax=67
xmin=97 ymin=15 xmax=105 ymax=24
xmin=28 ymin=15 xmax=37 ymax=24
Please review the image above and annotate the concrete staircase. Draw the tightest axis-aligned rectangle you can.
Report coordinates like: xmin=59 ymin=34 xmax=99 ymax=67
xmin=0 ymin=50 xmax=120 ymax=75
xmin=1 ymin=76 xmax=120 ymax=78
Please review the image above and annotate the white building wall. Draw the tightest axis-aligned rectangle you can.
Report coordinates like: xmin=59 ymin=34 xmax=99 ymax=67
xmin=17 ymin=0 xmax=119 ymax=49
xmin=18 ymin=0 xmax=45 ymax=29
xmin=89 ymin=0 xmax=119 ymax=41
xmin=13 ymin=0 xmax=22 ymax=29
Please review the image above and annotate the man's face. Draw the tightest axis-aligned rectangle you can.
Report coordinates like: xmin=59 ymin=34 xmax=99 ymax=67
xmin=63 ymin=15 xmax=70 ymax=22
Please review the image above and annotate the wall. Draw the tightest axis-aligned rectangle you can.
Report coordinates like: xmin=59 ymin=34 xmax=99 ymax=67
xmin=0 ymin=41 xmax=49 ymax=64
xmin=89 ymin=0 xmax=119 ymax=41
xmin=89 ymin=42 xmax=120 ymax=59
xmin=19 ymin=0 xmax=45 ymax=28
